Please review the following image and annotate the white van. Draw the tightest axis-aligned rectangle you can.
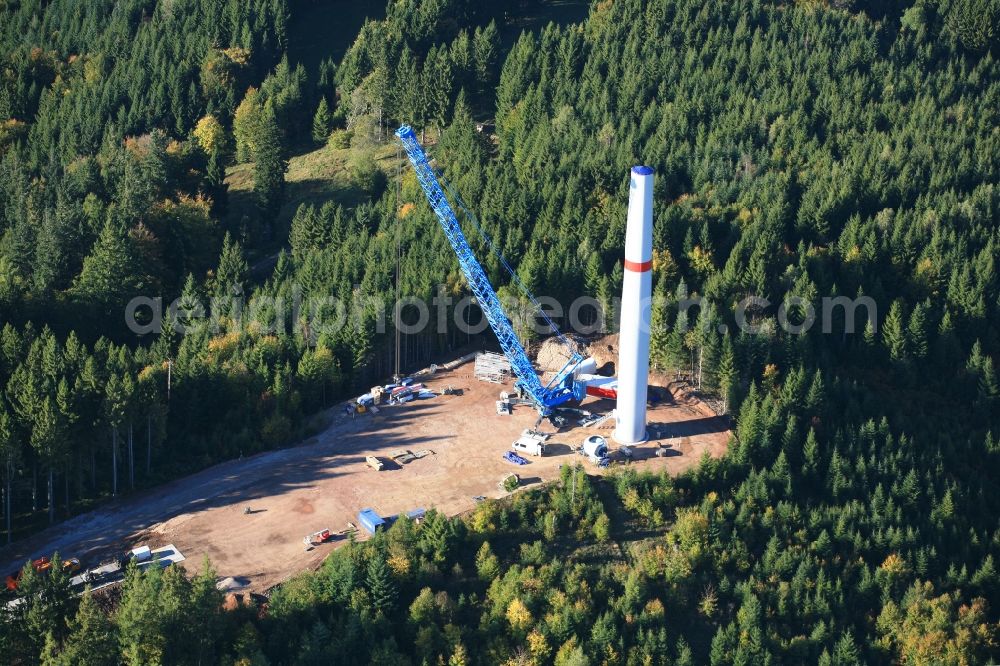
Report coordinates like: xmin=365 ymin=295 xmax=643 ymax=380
xmin=511 ymin=429 xmax=549 ymax=456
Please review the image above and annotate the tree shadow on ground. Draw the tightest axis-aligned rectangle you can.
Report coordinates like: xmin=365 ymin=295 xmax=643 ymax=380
xmin=0 ymin=402 xmax=451 ymax=572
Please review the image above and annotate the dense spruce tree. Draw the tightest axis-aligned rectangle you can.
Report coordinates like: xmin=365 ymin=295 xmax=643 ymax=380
xmin=116 ymin=561 xmax=165 ymax=664
xmin=72 ymin=222 xmax=144 ymax=314
xmin=42 ymin=587 xmax=118 ymax=666
xmin=214 ymin=232 xmax=248 ymax=299
xmin=19 ymin=552 xmax=74 ymax=655
xmin=30 ymin=396 xmax=67 ymax=524
xmin=882 ymin=299 xmax=908 ymax=363
xmin=289 ymin=203 xmax=332 ymax=261
xmin=366 ymin=550 xmax=398 ymax=614
xmin=251 ymin=103 xmax=287 ymax=225
xmin=102 ymin=373 xmax=128 ymax=498
xmin=312 ymin=97 xmax=332 ymax=143
xmin=473 ymin=21 xmax=499 ymax=100
xmin=717 ymin=333 xmax=737 ymax=414
xmin=424 ymin=45 xmax=453 ymax=136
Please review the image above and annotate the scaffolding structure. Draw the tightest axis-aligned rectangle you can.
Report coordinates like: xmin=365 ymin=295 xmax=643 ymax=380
xmin=475 ymin=352 xmax=512 ymax=384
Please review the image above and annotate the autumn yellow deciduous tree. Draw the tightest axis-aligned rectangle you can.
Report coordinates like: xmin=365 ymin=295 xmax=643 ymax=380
xmin=527 ymin=628 xmax=551 ymax=662
xmin=553 ymin=637 xmax=589 ymax=666
xmin=193 ymin=115 xmax=226 ymax=155
xmin=469 ymin=500 xmax=499 ymax=534
xmin=387 ymin=550 xmax=410 ymax=576
xmin=506 ymin=598 xmax=533 ymax=632
xmin=448 ymin=643 xmax=469 ymax=666
xmin=593 ymin=512 xmax=611 ymax=542
xmin=687 ymin=244 xmax=715 ymax=277
xmin=668 ymin=508 xmax=711 ymax=566
xmin=233 ymin=87 xmax=261 ymax=163
xmin=876 ymin=581 xmax=995 ymax=664
xmin=475 ymin=541 xmax=500 ymax=580
xmin=651 ymin=248 xmax=677 ymax=283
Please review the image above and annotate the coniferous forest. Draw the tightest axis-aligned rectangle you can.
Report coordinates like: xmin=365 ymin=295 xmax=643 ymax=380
xmin=1 ymin=0 xmax=999 ymax=663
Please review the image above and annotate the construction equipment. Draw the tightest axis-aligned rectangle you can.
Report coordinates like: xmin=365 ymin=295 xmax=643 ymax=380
xmin=502 ymin=391 xmax=535 ymax=407
xmin=73 ymin=544 xmax=184 ymax=591
xmin=303 ymin=529 xmax=334 ymax=548
xmin=390 ymin=449 xmax=416 ymax=464
xmin=584 ymin=412 xmax=613 ymax=428
xmin=655 ymin=440 xmax=677 ymax=457
xmin=548 ymin=413 xmax=568 ymax=428
xmin=475 ymin=352 xmax=511 ymax=383
xmin=387 ymin=449 xmax=432 ymax=465
xmin=396 ymin=125 xmax=583 ymax=414
xmin=6 ymin=556 xmax=81 ymax=591
xmin=366 ymin=456 xmax=384 ymax=471
xmin=403 ymin=507 xmax=426 ymax=523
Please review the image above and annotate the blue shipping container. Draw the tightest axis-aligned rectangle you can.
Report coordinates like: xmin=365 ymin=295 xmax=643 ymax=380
xmin=358 ymin=508 xmax=385 ymax=534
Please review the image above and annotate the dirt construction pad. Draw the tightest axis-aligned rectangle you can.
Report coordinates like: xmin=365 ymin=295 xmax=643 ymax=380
xmin=0 ymin=365 xmax=729 ymax=592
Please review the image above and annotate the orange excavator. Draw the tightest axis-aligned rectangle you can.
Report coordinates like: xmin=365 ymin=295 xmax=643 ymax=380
xmin=5 ymin=556 xmax=80 ymax=591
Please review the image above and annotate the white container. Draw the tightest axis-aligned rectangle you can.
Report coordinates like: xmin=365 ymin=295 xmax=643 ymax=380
xmin=130 ymin=546 xmax=152 ymax=562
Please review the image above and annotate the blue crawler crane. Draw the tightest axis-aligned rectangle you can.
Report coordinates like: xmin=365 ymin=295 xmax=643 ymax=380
xmin=395 ymin=124 xmax=581 ymax=414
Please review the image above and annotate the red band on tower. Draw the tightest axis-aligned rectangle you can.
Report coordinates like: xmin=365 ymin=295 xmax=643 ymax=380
xmin=623 ymin=258 xmax=652 ymax=273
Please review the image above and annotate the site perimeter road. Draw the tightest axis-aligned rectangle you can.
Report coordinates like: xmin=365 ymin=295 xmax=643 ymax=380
xmin=0 ymin=368 xmax=729 ymax=592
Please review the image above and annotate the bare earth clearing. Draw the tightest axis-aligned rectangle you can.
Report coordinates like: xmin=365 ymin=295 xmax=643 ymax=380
xmin=0 ymin=366 xmax=729 ymax=592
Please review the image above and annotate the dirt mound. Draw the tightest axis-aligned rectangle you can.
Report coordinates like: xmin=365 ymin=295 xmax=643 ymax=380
xmin=536 ymin=334 xmax=620 ymax=376
xmin=217 ymin=576 xmax=251 ymax=591
xmin=535 ymin=337 xmax=580 ymax=373
xmin=587 ymin=334 xmax=619 ymax=373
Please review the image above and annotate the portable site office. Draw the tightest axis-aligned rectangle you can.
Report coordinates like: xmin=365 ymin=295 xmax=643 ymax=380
xmin=357 ymin=508 xmax=385 ymax=534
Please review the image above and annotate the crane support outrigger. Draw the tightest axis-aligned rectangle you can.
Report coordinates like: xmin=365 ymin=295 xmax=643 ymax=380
xmin=395 ymin=125 xmax=582 ymax=414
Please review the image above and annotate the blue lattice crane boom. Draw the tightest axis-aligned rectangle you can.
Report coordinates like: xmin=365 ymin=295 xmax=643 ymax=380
xmin=395 ymin=125 xmax=581 ymax=413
